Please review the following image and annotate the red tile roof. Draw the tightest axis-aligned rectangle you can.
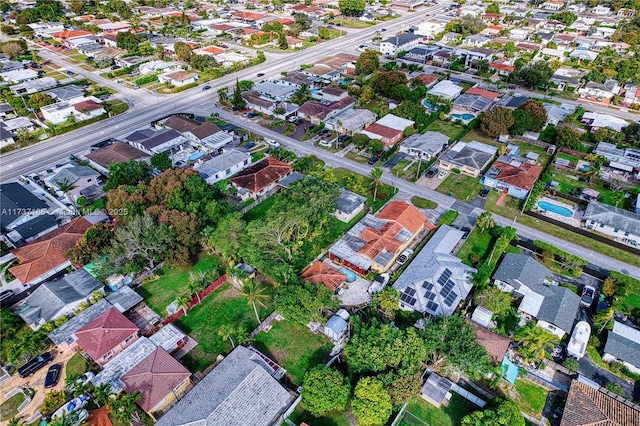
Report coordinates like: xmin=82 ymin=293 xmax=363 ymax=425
xmin=363 ymin=123 xmax=403 ymax=140
xmin=75 ymin=307 xmax=139 ymax=361
xmin=491 ymin=160 xmax=542 ymax=191
xmin=86 ymin=407 xmax=112 ymax=426
xmin=230 ymin=157 xmax=292 ymax=194
xmin=10 ymin=217 xmax=91 ymax=283
xmin=233 ymin=11 xmax=267 ymax=21
xmin=122 ymin=347 xmax=191 ymax=413
xmin=490 ymin=61 xmax=515 ymax=72
xmin=376 ymin=201 xmax=427 ymax=235
xmin=52 ymin=30 xmax=93 ymax=39
xmin=465 ymin=87 xmax=500 ymax=101
xmin=412 ymin=74 xmax=439 ymax=86
xmin=300 ymin=261 xmax=347 ymax=291
xmin=560 ymin=380 xmax=640 ymax=426
xmin=202 ymin=46 xmax=225 ymax=55
xmin=74 ymin=100 xmax=104 ymax=112
xmin=473 ymin=324 xmax=511 ymax=365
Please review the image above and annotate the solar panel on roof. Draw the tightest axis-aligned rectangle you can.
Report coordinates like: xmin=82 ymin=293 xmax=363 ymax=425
xmin=428 ymin=292 xmax=436 ymax=300
xmin=440 ymin=280 xmax=454 ymax=297
xmin=427 ymin=301 xmax=439 ymax=312
xmin=437 ymin=269 xmax=452 ymax=286
xmin=422 ymin=281 xmax=434 ymax=291
xmin=444 ymin=294 xmax=456 ymax=307
xmin=400 ymin=294 xmax=417 ymax=306
xmin=405 ymin=287 xmax=416 ymax=296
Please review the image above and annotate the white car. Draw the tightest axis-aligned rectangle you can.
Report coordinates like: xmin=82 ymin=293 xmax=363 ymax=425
xmin=265 ymin=139 xmax=280 ymax=148
xmin=288 ymin=116 xmax=299 ymax=123
xmin=437 ymin=171 xmax=448 ymax=180
xmin=396 ymin=249 xmax=414 ymax=265
xmin=319 ymin=140 xmax=332 ymax=147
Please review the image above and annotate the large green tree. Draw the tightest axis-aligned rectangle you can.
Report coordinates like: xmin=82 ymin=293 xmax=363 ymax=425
xmin=201 ymin=212 xmax=245 ymax=261
xmin=104 ymin=159 xmax=153 ymax=190
xmin=554 ymin=124 xmax=581 ymax=149
xmin=174 ymin=41 xmax=192 ymax=61
xmin=276 ymin=280 xmax=339 ymax=324
xmin=509 ymin=110 xmax=532 ymax=135
xmin=518 ymin=100 xmax=547 ymax=131
xmin=512 ymin=322 xmax=558 ymax=363
xmin=301 ymin=365 xmax=350 ymax=417
xmin=66 ymin=222 xmax=113 ymax=265
xmin=338 ymin=0 xmax=366 ymax=16
xmin=352 ymin=377 xmax=393 ymax=426
xmin=511 ymin=62 xmax=553 ymax=89
xmin=356 ymin=50 xmax=380 ymax=76
xmin=231 ymin=79 xmax=247 ymax=110
xmin=474 ymin=286 xmax=513 ymax=318
xmin=480 ymin=107 xmax=514 ymax=138
xmin=462 ymin=399 xmax=524 ymax=426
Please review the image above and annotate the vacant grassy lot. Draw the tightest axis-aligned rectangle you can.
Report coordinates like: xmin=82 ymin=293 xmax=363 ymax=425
xmin=176 ymin=283 xmax=275 ymax=373
xmin=461 ymin=127 xmax=497 ymax=145
xmin=0 ymin=392 xmax=25 ymax=421
xmin=512 ymin=379 xmax=549 ymax=419
xmin=254 ymin=321 xmax=332 ymax=386
xmin=411 ymin=196 xmax=437 ymax=210
xmin=436 ymin=173 xmax=484 ymax=202
xmin=424 ymin=120 xmax=465 ymax=140
xmin=401 ymin=394 xmax=478 ymax=426
xmin=65 ymin=353 xmax=90 ymax=379
xmin=345 ymin=151 xmax=369 ymax=163
xmin=457 ymin=227 xmax=494 ymax=266
xmin=137 ymin=253 xmax=223 ymax=316
xmin=333 ymin=167 xmax=396 ymax=212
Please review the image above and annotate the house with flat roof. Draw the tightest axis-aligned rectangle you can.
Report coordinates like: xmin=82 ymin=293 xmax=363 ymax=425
xmin=230 ymin=157 xmax=293 ymax=201
xmin=603 ymin=321 xmax=640 ymax=374
xmin=437 ymin=141 xmax=497 ymax=177
xmin=195 ymin=149 xmax=251 ymax=184
xmin=75 ymin=307 xmax=139 ymax=366
xmin=399 ymin=131 xmax=449 ymax=160
xmin=300 ymin=261 xmax=347 ymax=292
xmin=482 ymin=154 xmax=543 ymax=199
xmin=361 ymin=114 xmax=415 ymax=147
xmin=253 ymin=81 xmax=296 ymax=102
xmin=335 ymin=188 xmax=366 ymax=223
xmin=329 ymin=201 xmax=428 ymax=275
xmin=17 ymin=268 xmax=104 ymax=330
xmin=128 ymin=128 xmax=188 ymax=155
xmin=85 ymin=142 xmax=149 ymax=175
xmin=493 ymin=253 xmax=580 ymax=338
xmin=156 ymin=345 xmax=294 ymax=426
xmin=147 ymin=323 xmax=188 ymax=355
xmin=560 ymin=379 xmax=640 ymax=426
xmin=593 ymin=142 xmax=640 ymax=171
xmin=393 ymin=225 xmax=475 ymax=316
xmin=583 ymin=201 xmax=640 ymax=246
xmin=325 ymin=108 xmax=377 ymax=135
xmin=10 ymin=217 xmax=92 ymax=285
xmin=420 ymin=373 xmax=453 ymax=408
xmin=428 ymin=80 xmax=463 ymax=100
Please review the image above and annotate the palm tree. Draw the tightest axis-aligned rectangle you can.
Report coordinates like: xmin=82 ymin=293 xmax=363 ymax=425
xmin=239 ymin=280 xmax=269 ymax=324
xmin=188 ymin=270 xmax=209 ymax=304
xmin=108 ymin=391 xmax=141 ymax=425
xmin=217 ymin=324 xmax=238 ymax=348
xmin=513 ymin=322 xmax=558 ymax=364
xmin=92 ymin=383 xmax=113 ymax=408
xmin=292 ymin=84 xmax=310 ymax=105
xmin=370 ymin=166 xmax=383 ymax=201
xmin=594 ymin=308 xmax=614 ymax=334
xmin=8 ymin=416 xmax=26 ymax=426
xmin=56 ymin=178 xmax=76 ymax=193
xmin=49 ymin=412 xmax=76 ymax=426
xmin=175 ymin=294 xmax=191 ymax=316
xmin=476 ymin=211 xmax=495 ymax=234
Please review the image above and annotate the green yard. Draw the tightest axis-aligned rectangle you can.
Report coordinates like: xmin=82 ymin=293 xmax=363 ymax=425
xmin=254 ymin=320 xmax=332 ymax=386
xmin=65 ymin=353 xmax=90 ymax=379
xmin=288 ymin=404 xmax=351 ymax=426
xmin=392 ymin=159 xmax=432 ymax=182
xmin=549 ymin=171 xmax=633 ymax=210
xmin=424 ymin=120 xmax=465 ymax=140
xmin=401 ymin=394 xmax=479 ymax=426
xmin=176 ymin=283 xmax=275 ymax=373
xmin=512 ymin=379 xmax=549 ymax=419
xmin=436 ymin=173 xmax=484 ymax=202
xmin=456 ymin=227 xmax=494 ymax=266
xmin=513 ymin=142 xmax=552 ymax=166
xmin=136 ymin=253 xmax=223 ymax=316
xmin=613 ymin=293 xmax=640 ymax=317
xmin=0 ymin=392 xmax=25 ymax=421
xmin=461 ymin=127 xmax=497 ymax=145
xmin=344 ymin=151 xmax=369 ymax=163
xmin=411 ymin=196 xmax=438 ymax=210
xmin=333 ymin=167 xmax=397 ymax=212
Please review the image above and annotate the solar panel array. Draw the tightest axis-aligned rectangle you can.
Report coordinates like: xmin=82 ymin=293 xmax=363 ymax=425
xmin=437 ymin=268 xmax=458 ymax=308
xmin=400 ymin=287 xmax=417 ymax=306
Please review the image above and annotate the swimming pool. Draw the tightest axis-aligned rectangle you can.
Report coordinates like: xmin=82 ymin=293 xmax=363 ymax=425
xmin=421 ymin=99 xmax=437 ymax=110
xmin=339 ymin=267 xmax=357 ymax=283
xmin=188 ymin=151 xmax=205 ymax=161
xmin=537 ymin=201 xmax=573 ymax=217
xmin=450 ymin=113 xmax=475 ymax=121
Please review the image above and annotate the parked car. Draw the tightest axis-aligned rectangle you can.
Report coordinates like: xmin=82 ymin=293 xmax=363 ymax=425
xmin=256 ymin=73 xmax=265 ymax=77
xmin=111 ymin=65 xmax=121 ymax=70
xmin=202 ymin=85 xmax=211 ymax=90
xmin=396 ymin=249 xmax=414 ymax=265
xmin=460 ymin=227 xmax=471 ymax=239
xmin=44 ymin=364 xmax=62 ymax=388
xmin=437 ymin=170 xmax=448 ymax=180
xmin=244 ymin=142 xmax=256 ymax=150
xmin=319 ymin=139 xmax=333 ymax=147
xmin=0 ymin=289 xmax=13 ymax=302
xmin=425 ymin=168 xmax=438 ymax=178
xmin=288 ymin=116 xmax=299 ymax=123
xmin=266 ymin=139 xmax=280 ymax=148
xmin=581 ymin=285 xmax=596 ymax=307
xmin=18 ymin=352 xmax=52 ymax=378
xmin=479 ymin=187 xmax=490 ymax=198
xmin=368 ymin=273 xmax=390 ymax=294
xmin=220 ymin=44 xmax=229 ymax=48
xmin=65 ymin=70 xmax=74 ymax=76
xmin=367 ymin=157 xmax=379 ymax=165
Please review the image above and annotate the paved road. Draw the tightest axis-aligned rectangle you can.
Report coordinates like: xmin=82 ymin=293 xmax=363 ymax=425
xmin=578 ymin=355 xmax=639 ymax=401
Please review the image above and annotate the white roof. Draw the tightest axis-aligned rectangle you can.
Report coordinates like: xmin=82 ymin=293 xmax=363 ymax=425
xmin=583 ymin=112 xmax=629 ymax=132
xmin=471 ymin=306 xmax=493 ymax=328
xmin=519 ymin=289 xmax=545 ymax=316
xmin=376 ymin=113 xmax=415 ymax=131
xmin=428 ymin=80 xmax=463 ymax=99
xmin=567 ymin=321 xmax=590 ymax=358
xmin=613 ymin=321 xmax=640 ymax=343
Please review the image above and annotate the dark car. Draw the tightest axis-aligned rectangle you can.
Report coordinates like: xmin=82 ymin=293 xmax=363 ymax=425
xmin=257 ymin=73 xmax=265 ymax=77
xmin=0 ymin=289 xmax=13 ymax=302
xmin=425 ymin=168 xmax=438 ymax=178
xmin=220 ymin=44 xmax=229 ymax=48
xmin=44 ymin=364 xmax=62 ymax=388
xmin=460 ymin=227 xmax=471 ymax=239
xmin=111 ymin=65 xmax=121 ymax=70
xmin=367 ymin=157 xmax=380 ymax=165
xmin=202 ymin=85 xmax=211 ymax=90
xmin=479 ymin=187 xmax=490 ymax=198
xmin=18 ymin=352 xmax=52 ymax=378
xmin=65 ymin=70 xmax=74 ymax=76
xmin=244 ymin=142 xmax=256 ymax=150
xmin=381 ymin=28 xmax=387 ymax=32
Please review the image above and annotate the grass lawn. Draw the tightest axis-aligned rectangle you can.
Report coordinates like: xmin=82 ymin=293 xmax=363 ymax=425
xmin=411 ymin=196 xmax=438 ymax=210
xmin=136 ymin=253 xmax=222 ymax=316
xmin=425 ymin=120 xmax=465 ymax=140
xmin=613 ymin=293 xmax=640 ymax=317
xmin=65 ymin=353 xmax=90 ymax=379
xmin=254 ymin=320 xmax=332 ymax=386
xmin=402 ymin=394 xmax=478 ymax=426
xmin=484 ymin=192 xmax=640 ymax=268
xmin=513 ymin=378 xmax=549 ymax=418
xmin=461 ymin=128 xmax=497 ymax=145
xmin=457 ymin=227 xmax=494 ymax=266
xmin=332 ymin=18 xmax=374 ymax=28
xmin=436 ymin=174 xmax=484 ymax=202
xmin=333 ymin=167 xmax=396 ymax=212
xmin=345 ymin=151 xmax=369 ymax=163
xmin=513 ymin=142 xmax=552 ymax=166
xmin=176 ymin=283 xmax=275 ymax=373
xmin=288 ymin=404 xmax=351 ymax=426
xmin=243 ymin=193 xmax=277 ymax=221
xmin=549 ymin=171 xmax=633 ymax=210
xmin=0 ymin=392 xmax=25 ymax=421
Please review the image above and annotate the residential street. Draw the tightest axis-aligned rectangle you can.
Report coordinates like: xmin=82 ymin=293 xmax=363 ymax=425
xmin=578 ymin=355 xmax=639 ymax=401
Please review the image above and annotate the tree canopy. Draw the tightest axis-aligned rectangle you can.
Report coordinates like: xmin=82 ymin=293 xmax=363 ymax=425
xmin=462 ymin=399 xmax=524 ymax=426
xmin=480 ymin=107 xmax=514 ymax=138
xmin=351 ymin=377 xmax=393 ymax=426
xmin=104 ymin=159 xmax=153 ymax=191
xmin=338 ymin=0 xmax=365 ymax=16
xmin=356 ymin=50 xmax=380 ymax=76
xmin=301 ymin=365 xmax=350 ymax=417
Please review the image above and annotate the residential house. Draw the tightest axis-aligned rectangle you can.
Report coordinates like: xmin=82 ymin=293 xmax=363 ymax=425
xmin=49 ymin=165 xmax=102 ymax=204
xmin=242 ymin=90 xmax=278 ymax=115
xmin=40 ymin=99 xmax=106 ymax=125
xmin=9 ymin=75 xmax=56 ymax=95
xmin=1 ymin=117 xmax=34 ymax=133
xmin=75 ymin=307 xmax=139 ymax=366
xmin=493 ymin=253 xmax=580 ymax=338
xmin=545 ymin=104 xmax=574 ymax=126
xmin=427 ymin=80 xmax=463 ymax=100
xmin=582 ymin=201 xmax=640 ymax=246
xmin=602 ymin=321 xmax=640 ymax=374
xmin=300 ymin=261 xmax=347 ymax=292
xmin=158 ymin=71 xmax=198 ymax=87
xmin=578 ymin=81 xmax=619 ymax=105
xmin=0 ymin=103 xmax=14 ymax=118
xmin=0 ymin=182 xmax=54 ymax=246
xmin=489 ymin=61 xmax=516 ymax=76
xmin=139 ymin=61 xmax=182 ymax=76
xmin=195 ymin=149 xmax=251 ymax=184
xmin=451 ymin=87 xmax=498 ymax=117
xmin=542 ymin=1 xmax=564 ymax=11
xmin=437 ymin=141 xmax=498 ymax=177
xmin=379 ymin=33 xmax=422 ymax=56
xmin=162 ymin=116 xmax=230 ymax=149
xmin=560 ymin=379 xmax=640 ymax=426
xmin=334 ymin=188 xmax=366 ymax=223
xmin=17 ymin=269 xmax=104 ymax=330
xmin=581 ymin=112 xmax=629 ymax=133
xmin=404 ymin=46 xmax=441 ymax=64
xmin=121 ymin=347 xmax=191 ymax=415
xmin=51 ymin=30 xmax=93 ymax=43
xmin=127 ymin=129 xmax=188 ymax=155
xmin=393 ymin=225 xmax=475 ymax=316
xmin=4 ymin=71 xmax=47 ymax=87
xmin=329 ymin=201 xmax=428 ymax=274
xmin=91 ymin=337 xmax=158 ymax=391
xmin=482 ymin=154 xmax=543 ymax=199
xmin=230 ymin=157 xmax=293 ymax=201
xmin=473 ymin=324 xmax=511 ymax=365
xmin=361 ymin=114 xmax=415 ymax=148
xmin=593 ymin=142 xmax=640 ymax=171
xmin=399 ymin=131 xmax=449 ymax=160
xmin=9 ymin=217 xmax=92 ymax=285
xmin=296 ymin=93 xmax=355 ymax=125
xmin=147 ymin=323 xmax=189 ymax=355
xmin=43 ymin=85 xmax=86 ymax=103
xmin=253 ymin=81 xmax=297 ymax=102
xmin=551 ymin=67 xmax=586 ymax=92
xmin=156 ymin=345 xmax=294 ymax=426
xmin=0 ymin=126 xmax=14 ymax=148
xmin=325 ymin=108 xmax=377 ymax=135
xmin=415 ymin=18 xmax=449 ymax=37
xmin=85 ymin=142 xmax=150 ymax=175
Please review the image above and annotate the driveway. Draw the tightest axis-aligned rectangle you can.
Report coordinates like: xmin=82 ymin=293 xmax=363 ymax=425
xmin=577 ymin=356 xmax=639 ymax=401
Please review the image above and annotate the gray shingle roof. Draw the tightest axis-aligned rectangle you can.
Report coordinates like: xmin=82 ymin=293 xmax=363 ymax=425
xmin=401 ymin=131 xmax=449 ymax=156
xmin=603 ymin=321 xmax=640 ymax=369
xmin=156 ymin=346 xmax=293 ymax=426
xmin=335 ymin=188 xmax=366 ymax=215
xmin=0 ymin=182 xmax=48 ymax=231
xmin=493 ymin=253 xmax=552 ymax=290
xmin=10 ymin=214 xmax=57 ymax=242
xmin=106 ymin=286 xmax=143 ymax=312
xmin=51 ymin=166 xmax=99 ymax=186
xmin=534 ymin=285 xmax=581 ymax=334
xmin=584 ymin=201 xmax=640 ymax=236
xmin=43 ymin=84 xmax=85 ymax=101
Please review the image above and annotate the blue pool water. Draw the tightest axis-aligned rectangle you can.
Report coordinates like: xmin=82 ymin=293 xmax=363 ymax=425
xmin=310 ymin=89 xmax=321 ymax=95
xmin=450 ymin=113 xmax=475 ymax=121
xmin=537 ymin=201 xmax=573 ymax=217
xmin=188 ymin=151 xmax=205 ymax=161
xmin=339 ymin=267 xmax=357 ymax=283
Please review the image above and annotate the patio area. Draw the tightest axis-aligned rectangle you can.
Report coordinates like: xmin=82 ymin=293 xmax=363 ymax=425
xmin=534 ymin=196 xmax=582 ymax=227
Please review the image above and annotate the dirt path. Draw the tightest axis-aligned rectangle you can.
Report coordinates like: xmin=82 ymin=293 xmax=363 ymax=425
xmin=0 ymin=349 xmax=75 ymax=425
